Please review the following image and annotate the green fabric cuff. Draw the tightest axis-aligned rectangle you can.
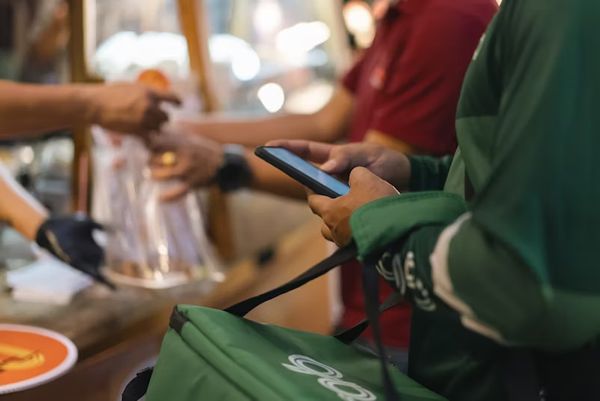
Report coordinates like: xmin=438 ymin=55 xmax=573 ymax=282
xmin=350 ymin=191 xmax=467 ymax=260
xmin=409 ymin=155 xmax=453 ymax=192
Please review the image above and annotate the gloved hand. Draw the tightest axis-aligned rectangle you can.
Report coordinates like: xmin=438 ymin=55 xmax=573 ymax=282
xmin=35 ymin=214 xmax=115 ymax=289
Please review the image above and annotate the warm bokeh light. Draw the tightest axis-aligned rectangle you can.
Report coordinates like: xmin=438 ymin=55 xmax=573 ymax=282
xmin=342 ymin=0 xmax=375 ymax=48
xmin=285 ymin=80 xmax=334 ymax=114
xmin=94 ymin=31 xmax=188 ymax=79
xmin=258 ymin=83 xmax=285 ymax=113
xmin=208 ymin=34 xmax=261 ymax=82
xmin=253 ymin=0 xmax=283 ymax=36
xmin=276 ymin=21 xmax=331 ymax=64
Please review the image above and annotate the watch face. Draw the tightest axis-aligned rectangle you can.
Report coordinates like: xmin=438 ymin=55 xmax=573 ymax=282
xmin=217 ymin=151 xmax=252 ymax=192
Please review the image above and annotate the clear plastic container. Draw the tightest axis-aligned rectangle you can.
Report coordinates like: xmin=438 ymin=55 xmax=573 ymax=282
xmin=91 ymin=128 xmax=223 ymax=289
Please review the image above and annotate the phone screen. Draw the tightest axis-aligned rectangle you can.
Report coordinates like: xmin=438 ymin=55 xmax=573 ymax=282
xmin=262 ymin=147 xmax=349 ymax=196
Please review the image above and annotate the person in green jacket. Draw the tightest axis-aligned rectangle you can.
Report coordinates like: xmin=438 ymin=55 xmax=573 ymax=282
xmin=270 ymin=0 xmax=600 ymax=399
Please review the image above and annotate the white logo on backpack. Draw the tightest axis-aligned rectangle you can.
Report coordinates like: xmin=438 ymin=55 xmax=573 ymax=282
xmin=282 ymin=354 xmax=377 ymax=401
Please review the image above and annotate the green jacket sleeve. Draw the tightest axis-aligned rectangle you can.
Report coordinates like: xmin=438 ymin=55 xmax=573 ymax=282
xmin=408 ymin=155 xmax=453 ymax=192
xmin=350 ymin=192 xmax=466 ymax=261
xmin=351 ymin=0 xmax=600 ymax=351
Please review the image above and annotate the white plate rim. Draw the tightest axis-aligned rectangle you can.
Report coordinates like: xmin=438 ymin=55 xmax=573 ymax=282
xmin=0 ymin=323 xmax=78 ymax=394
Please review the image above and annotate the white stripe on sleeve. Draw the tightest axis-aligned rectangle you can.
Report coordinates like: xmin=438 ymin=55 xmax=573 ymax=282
xmin=430 ymin=213 xmax=507 ymax=343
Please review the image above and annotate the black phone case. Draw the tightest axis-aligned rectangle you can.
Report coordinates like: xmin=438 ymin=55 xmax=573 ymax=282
xmin=255 ymin=146 xmax=345 ymax=198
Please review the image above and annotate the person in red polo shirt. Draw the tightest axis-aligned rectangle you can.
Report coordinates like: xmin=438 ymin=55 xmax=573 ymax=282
xmin=148 ymin=0 xmax=497 ymax=371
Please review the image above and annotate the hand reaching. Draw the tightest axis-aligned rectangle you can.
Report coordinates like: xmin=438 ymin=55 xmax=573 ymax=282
xmin=307 ymin=167 xmax=399 ymax=246
xmin=35 ymin=214 xmax=114 ymax=289
xmin=266 ymin=140 xmax=412 ymax=191
xmin=148 ymin=134 xmax=224 ymax=201
xmin=88 ymin=83 xmax=181 ymax=136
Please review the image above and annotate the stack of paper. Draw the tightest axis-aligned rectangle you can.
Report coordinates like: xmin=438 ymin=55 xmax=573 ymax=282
xmin=6 ymin=257 xmax=92 ymax=305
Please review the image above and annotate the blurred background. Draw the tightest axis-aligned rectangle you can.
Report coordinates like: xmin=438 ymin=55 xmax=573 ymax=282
xmin=0 ymin=0 xmax=373 ymax=266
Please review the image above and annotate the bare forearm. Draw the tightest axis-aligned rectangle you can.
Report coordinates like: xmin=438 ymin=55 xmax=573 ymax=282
xmin=0 ymin=166 xmax=48 ymax=240
xmin=0 ymin=80 xmax=96 ymax=138
xmin=177 ymin=86 xmax=354 ymax=146
xmin=177 ymin=114 xmax=324 ymax=146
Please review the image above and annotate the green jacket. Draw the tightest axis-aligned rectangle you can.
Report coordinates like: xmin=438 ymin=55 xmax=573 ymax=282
xmin=350 ymin=0 xmax=600 ymax=399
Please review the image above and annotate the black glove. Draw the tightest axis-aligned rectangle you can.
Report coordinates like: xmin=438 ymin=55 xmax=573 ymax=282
xmin=35 ymin=214 xmax=115 ymax=289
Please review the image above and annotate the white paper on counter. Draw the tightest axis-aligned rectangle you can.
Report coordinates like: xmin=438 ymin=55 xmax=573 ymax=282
xmin=7 ymin=257 xmax=92 ymax=305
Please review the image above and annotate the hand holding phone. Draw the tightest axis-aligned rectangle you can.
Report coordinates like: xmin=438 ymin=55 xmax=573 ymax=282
xmin=255 ymin=146 xmax=349 ymax=198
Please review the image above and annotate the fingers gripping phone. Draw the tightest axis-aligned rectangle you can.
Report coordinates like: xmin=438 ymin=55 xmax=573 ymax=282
xmin=255 ymin=146 xmax=350 ymax=198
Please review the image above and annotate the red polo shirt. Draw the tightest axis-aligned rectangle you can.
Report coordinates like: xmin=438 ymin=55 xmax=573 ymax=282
xmin=340 ymin=0 xmax=497 ymax=348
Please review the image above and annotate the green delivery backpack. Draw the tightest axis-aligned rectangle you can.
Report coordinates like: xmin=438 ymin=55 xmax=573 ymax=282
xmin=121 ymin=246 xmax=447 ymax=401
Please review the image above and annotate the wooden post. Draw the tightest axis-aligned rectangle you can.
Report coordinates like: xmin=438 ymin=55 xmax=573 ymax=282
xmin=67 ymin=0 xmax=98 ymax=213
xmin=176 ymin=0 xmax=219 ymax=113
xmin=177 ymin=0 xmax=235 ymax=261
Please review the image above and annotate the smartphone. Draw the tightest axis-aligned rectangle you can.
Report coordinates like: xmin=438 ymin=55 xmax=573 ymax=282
xmin=255 ymin=146 xmax=350 ymax=198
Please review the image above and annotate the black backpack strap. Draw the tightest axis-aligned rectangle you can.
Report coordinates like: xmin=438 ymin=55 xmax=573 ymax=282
xmin=335 ymin=292 xmax=402 ymax=344
xmin=226 ymin=244 xmax=357 ymax=317
xmin=121 ymin=245 xmax=357 ymax=401
xmin=362 ymin=260 xmax=401 ymax=401
xmin=121 ymin=367 xmax=154 ymax=401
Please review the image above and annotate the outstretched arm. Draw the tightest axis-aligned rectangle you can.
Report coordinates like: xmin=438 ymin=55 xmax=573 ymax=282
xmin=0 ymin=165 xmax=47 ymax=240
xmin=172 ymin=85 xmax=355 ymax=146
xmin=0 ymin=164 xmax=111 ymax=286
xmin=0 ymin=80 xmax=180 ymax=138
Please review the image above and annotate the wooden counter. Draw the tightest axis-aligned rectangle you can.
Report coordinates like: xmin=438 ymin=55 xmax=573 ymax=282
xmin=1 ymin=218 xmax=333 ymax=401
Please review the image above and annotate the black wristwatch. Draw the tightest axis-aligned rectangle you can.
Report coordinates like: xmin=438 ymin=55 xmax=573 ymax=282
xmin=215 ymin=144 xmax=253 ymax=192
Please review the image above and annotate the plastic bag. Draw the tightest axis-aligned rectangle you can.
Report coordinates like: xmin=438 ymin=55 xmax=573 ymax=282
xmin=92 ymin=127 xmax=223 ymax=288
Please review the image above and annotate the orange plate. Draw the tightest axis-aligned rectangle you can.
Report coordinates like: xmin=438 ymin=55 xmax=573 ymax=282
xmin=0 ymin=324 xmax=77 ymax=394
